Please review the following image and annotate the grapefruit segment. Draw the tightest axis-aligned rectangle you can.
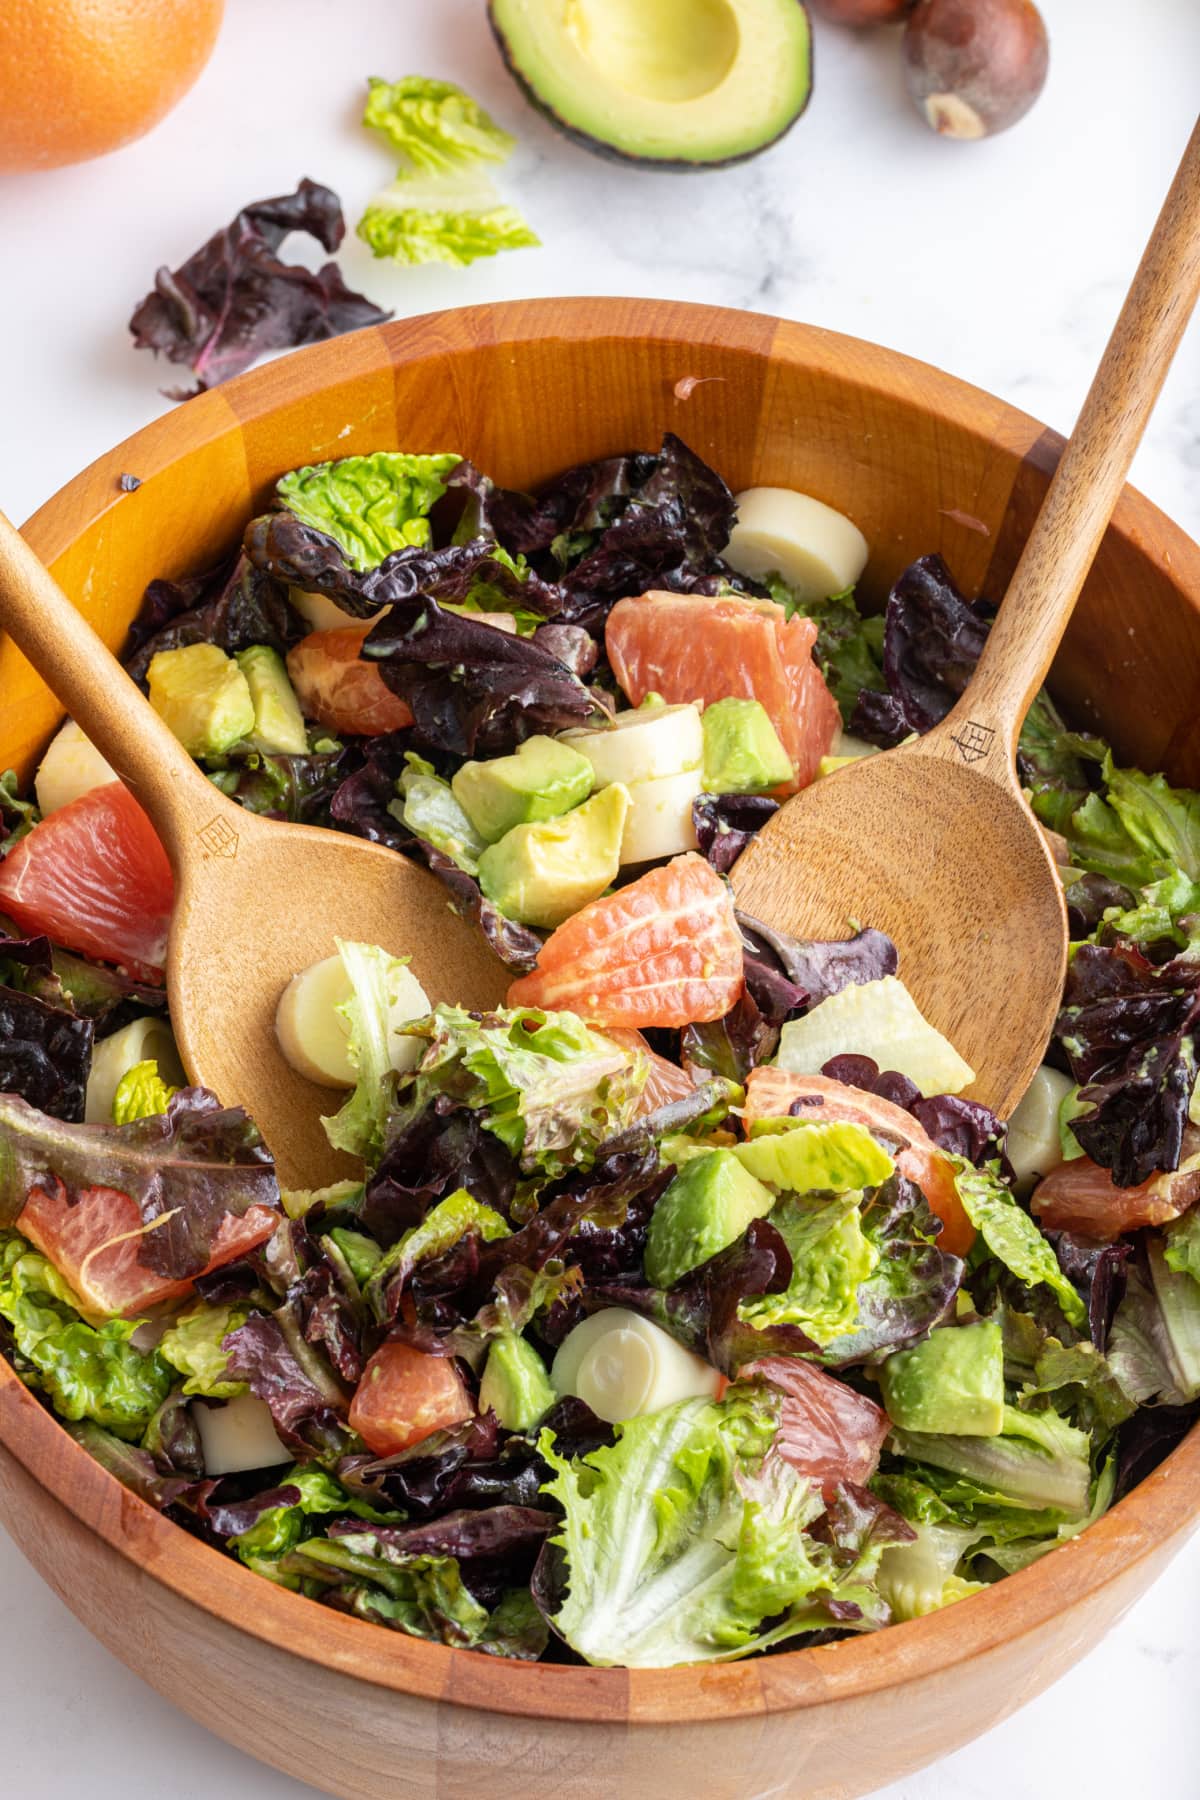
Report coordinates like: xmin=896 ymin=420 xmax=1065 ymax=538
xmin=601 ymin=1025 xmax=698 ymax=1115
xmin=605 ymin=590 xmax=840 ymax=789
xmin=739 ymin=1354 xmax=891 ymax=1497
xmin=0 ymin=780 xmax=173 ymax=981
xmin=1032 ymin=1147 xmax=1200 ymax=1240
xmin=349 ymin=1340 xmax=474 ymax=1456
xmin=507 ymin=852 xmax=743 ymax=1030
xmin=742 ymin=1066 xmax=976 ymax=1257
xmin=287 ymin=626 xmax=414 ymax=737
xmin=18 ymin=1176 xmax=278 ymax=1320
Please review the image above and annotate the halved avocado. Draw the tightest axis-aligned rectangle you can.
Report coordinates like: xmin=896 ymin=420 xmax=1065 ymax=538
xmin=488 ymin=0 xmax=812 ymax=170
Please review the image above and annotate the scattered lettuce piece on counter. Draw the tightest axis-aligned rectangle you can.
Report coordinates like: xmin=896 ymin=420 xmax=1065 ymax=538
xmin=112 ymin=1058 xmax=180 ymax=1124
xmin=0 ymin=1229 xmax=171 ymax=1438
xmin=363 ymin=75 xmax=516 ymax=173
xmin=358 ymin=176 xmax=540 ymax=267
xmin=129 ymin=179 xmax=390 ymax=397
xmin=538 ymin=1388 xmax=910 ymax=1667
xmin=276 ymin=452 xmax=460 ymax=571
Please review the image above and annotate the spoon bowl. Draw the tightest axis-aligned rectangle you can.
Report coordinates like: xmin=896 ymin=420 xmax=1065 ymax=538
xmin=732 ymin=731 xmax=1066 ymax=1116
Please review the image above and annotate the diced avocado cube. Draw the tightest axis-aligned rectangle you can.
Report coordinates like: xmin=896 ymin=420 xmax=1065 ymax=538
xmin=147 ymin=643 xmax=255 ymax=760
xmin=236 ymin=645 xmax=308 ymax=755
xmin=701 ymin=697 xmax=795 ymax=794
xmin=452 ymin=735 xmax=595 ymax=843
xmin=733 ymin=1119 xmax=894 ymax=1194
xmin=879 ymin=1321 xmax=1005 ymax=1436
xmin=478 ymin=784 xmax=629 ymax=928
xmin=645 ymin=1149 xmax=776 ymax=1288
xmin=479 ymin=1333 xmax=555 ymax=1431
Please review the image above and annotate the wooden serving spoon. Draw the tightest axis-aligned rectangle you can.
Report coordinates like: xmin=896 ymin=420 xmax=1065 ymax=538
xmin=0 ymin=519 xmax=509 ymax=1186
xmin=734 ymin=117 xmax=1200 ymax=1119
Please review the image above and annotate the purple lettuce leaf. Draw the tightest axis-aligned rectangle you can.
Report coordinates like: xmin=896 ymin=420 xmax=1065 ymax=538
xmin=129 ymin=179 xmax=390 ymax=396
xmin=327 ymin=1504 xmax=555 ymax=1605
xmin=1113 ymin=1399 xmax=1200 ymax=1502
xmin=285 ymin=1223 xmax=370 ymax=1386
xmin=819 ymin=1052 xmax=1007 ymax=1166
xmin=681 ymin=989 xmax=779 ymax=1085
xmin=244 ymin=511 xmax=568 ymax=621
xmin=124 ymin=553 xmax=302 ymax=683
xmin=1048 ymin=1232 xmax=1132 ymax=1351
xmin=207 ymin=745 xmax=354 ymax=826
xmin=142 ymin=1389 xmax=206 ymax=1479
xmin=0 ymin=923 xmax=168 ymax=1025
xmin=820 ymin=1175 xmax=963 ymax=1365
xmin=338 ymin=1415 xmax=548 ymax=1518
xmin=0 ymin=1088 xmax=280 ymax=1278
xmin=362 ymin=1102 xmax=520 ymax=1245
xmin=0 ymin=984 xmax=93 ymax=1121
xmin=65 ymin=1419 xmax=199 ymax=1511
xmin=530 ymin=623 xmax=598 ymax=679
xmin=448 ymin=451 xmax=657 ymax=559
xmin=821 ymin=1054 xmax=921 ymax=1112
xmin=694 ymin=794 xmax=780 ymax=877
xmin=851 ymin=554 xmax=991 ymax=745
xmin=415 ymin=846 xmax=544 ymax=974
xmin=737 ymin=910 xmax=898 ymax=1011
xmin=361 ymin=598 xmax=604 ymax=758
xmin=329 ymin=732 xmax=412 ymax=851
xmin=1053 ymin=943 xmax=1200 ymax=1186
xmin=1065 ymin=874 xmax=1137 ymax=941
xmin=222 ymin=1306 xmax=351 ymax=1458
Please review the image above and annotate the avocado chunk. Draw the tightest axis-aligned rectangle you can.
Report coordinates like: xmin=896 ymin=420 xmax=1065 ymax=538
xmin=733 ymin=1119 xmax=894 ymax=1194
xmin=645 ymin=1149 xmax=775 ymax=1289
xmin=236 ymin=645 xmax=308 ymax=755
xmin=479 ymin=1333 xmax=555 ymax=1431
xmin=702 ymin=697 xmax=795 ymax=794
xmin=478 ymin=783 xmax=629 ymax=928
xmin=488 ymin=0 xmax=812 ymax=170
xmin=147 ymin=643 xmax=255 ymax=760
xmin=879 ymin=1321 xmax=1005 ymax=1437
xmin=452 ymin=735 xmax=594 ymax=843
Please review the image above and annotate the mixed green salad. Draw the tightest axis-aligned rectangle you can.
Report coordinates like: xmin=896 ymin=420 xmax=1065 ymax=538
xmin=1 ymin=436 xmax=1198 ymax=1668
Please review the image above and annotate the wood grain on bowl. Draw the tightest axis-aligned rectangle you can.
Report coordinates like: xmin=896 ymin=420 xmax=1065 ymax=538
xmin=2 ymin=299 xmax=1200 ymax=1799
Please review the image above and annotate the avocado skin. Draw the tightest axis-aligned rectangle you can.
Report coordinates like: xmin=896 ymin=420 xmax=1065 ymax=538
xmin=486 ymin=2 xmax=813 ymax=172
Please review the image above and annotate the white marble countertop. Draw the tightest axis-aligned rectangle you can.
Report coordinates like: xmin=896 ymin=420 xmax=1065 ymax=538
xmin=1 ymin=2 xmax=1198 ymax=1795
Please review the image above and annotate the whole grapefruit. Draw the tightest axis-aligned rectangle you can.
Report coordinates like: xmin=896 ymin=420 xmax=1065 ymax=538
xmin=0 ymin=0 xmax=225 ymax=172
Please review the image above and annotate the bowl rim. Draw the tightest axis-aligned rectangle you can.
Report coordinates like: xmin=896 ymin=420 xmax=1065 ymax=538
xmin=4 ymin=296 xmax=1200 ymax=1725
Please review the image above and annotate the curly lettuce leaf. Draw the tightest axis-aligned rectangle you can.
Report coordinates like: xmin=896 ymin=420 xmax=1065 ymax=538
xmin=388 ymin=1005 xmax=648 ymax=1178
xmin=358 ymin=176 xmax=539 ymax=267
xmin=276 ymin=452 xmax=460 ymax=572
xmin=363 ymin=75 xmax=516 ymax=173
xmin=0 ymin=1229 xmax=171 ymax=1437
xmin=112 ymin=1059 xmax=179 ymax=1124
xmin=0 ymin=770 xmax=39 ymax=856
xmin=954 ymin=1160 xmax=1086 ymax=1328
xmin=321 ymin=939 xmax=428 ymax=1166
xmin=1164 ymin=1206 xmax=1200 ymax=1284
xmin=537 ymin=1388 xmax=907 ymax=1667
xmin=0 ymin=979 xmax=93 ymax=1122
xmin=224 ymin=1465 xmax=400 ymax=1583
xmin=739 ymin=1193 xmax=876 ymax=1346
xmin=158 ymin=1299 xmax=251 ymax=1398
xmin=365 ymin=1186 xmax=510 ymax=1325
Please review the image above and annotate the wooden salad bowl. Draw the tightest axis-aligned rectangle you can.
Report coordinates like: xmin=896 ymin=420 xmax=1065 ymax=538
xmin=1 ymin=299 xmax=1199 ymax=1799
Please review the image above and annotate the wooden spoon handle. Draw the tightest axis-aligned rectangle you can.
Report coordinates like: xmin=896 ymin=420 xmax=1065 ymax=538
xmin=0 ymin=509 xmax=238 ymax=864
xmin=927 ymin=113 xmax=1200 ymax=770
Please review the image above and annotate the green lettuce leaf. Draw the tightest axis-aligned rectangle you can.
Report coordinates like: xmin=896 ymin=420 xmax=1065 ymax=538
xmin=1164 ymin=1206 xmax=1200 ymax=1284
xmin=766 ymin=578 xmax=886 ymax=724
xmin=1091 ymin=867 xmax=1200 ymax=956
xmin=539 ymin=1389 xmax=907 ymax=1667
xmin=112 ymin=1058 xmax=180 ymax=1124
xmin=321 ymin=939 xmax=429 ymax=1165
xmin=358 ymin=176 xmax=539 ymax=268
xmin=158 ymin=1300 xmax=251 ymax=1398
xmin=276 ymin=451 xmax=460 ymax=572
xmin=363 ymin=75 xmax=515 ymax=174
xmin=887 ymin=1402 xmax=1093 ymax=1520
xmin=739 ymin=1193 xmax=876 ymax=1345
xmin=954 ymin=1161 xmax=1086 ymax=1328
xmin=874 ymin=1518 xmax=986 ymax=1621
xmin=230 ymin=1466 xmax=401 ymax=1584
xmin=395 ymin=753 xmax=487 ymax=875
xmin=0 ymin=1229 xmax=171 ymax=1437
xmin=391 ymin=1005 xmax=648 ymax=1177
xmin=0 ymin=769 xmax=39 ymax=856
